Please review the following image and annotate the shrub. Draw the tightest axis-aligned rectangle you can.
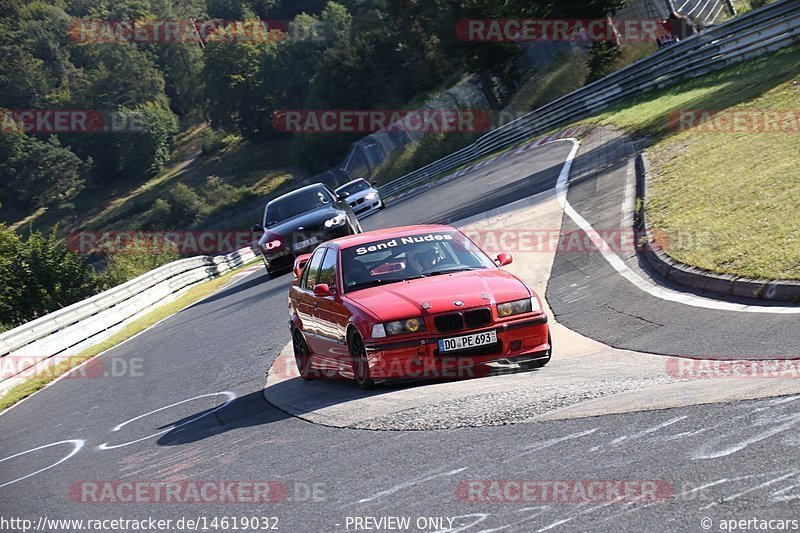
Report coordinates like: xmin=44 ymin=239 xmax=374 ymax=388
xmin=99 ymin=236 xmax=181 ymax=289
xmin=0 ymin=225 xmax=98 ymax=330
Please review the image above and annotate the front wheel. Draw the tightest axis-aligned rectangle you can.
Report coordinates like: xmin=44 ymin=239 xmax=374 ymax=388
xmin=293 ymin=328 xmax=317 ymax=380
xmin=348 ymin=331 xmax=374 ymax=390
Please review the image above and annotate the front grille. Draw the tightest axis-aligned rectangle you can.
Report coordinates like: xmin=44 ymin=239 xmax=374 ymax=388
xmin=464 ymin=308 xmax=492 ymax=328
xmin=356 ymin=198 xmax=365 ymax=204
xmin=349 ymin=202 xmax=357 ymax=207
xmin=434 ymin=313 xmax=463 ymax=332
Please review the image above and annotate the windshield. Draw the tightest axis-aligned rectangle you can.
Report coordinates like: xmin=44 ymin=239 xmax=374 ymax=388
xmin=336 ymin=179 xmax=371 ymax=196
xmin=264 ymin=187 xmax=333 ymax=227
xmin=341 ymin=230 xmax=495 ymax=292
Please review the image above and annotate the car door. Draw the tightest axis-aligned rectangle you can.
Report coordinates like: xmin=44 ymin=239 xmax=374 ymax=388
xmin=295 ymin=247 xmax=325 ymax=346
xmin=312 ymin=247 xmax=351 ymax=366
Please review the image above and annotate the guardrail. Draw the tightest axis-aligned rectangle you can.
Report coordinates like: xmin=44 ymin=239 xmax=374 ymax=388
xmin=378 ymin=0 xmax=800 ymax=199
xmin=0 ymin=247 xmax=256 ymax=388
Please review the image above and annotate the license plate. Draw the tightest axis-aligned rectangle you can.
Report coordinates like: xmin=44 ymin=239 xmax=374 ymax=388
xmin=438 ymin=330 xmax=497 ymax=352
xmin=294 ymin=236 xmax=319 ymax=251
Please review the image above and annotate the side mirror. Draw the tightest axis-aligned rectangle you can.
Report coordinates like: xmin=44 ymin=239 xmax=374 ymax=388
xmin=495 ymin=252 xmax=513 ymax=267
xmin=251 ymin=224 xmax=263 ymax=233
xmin=293 ymin=254 xmax=311 ymax=279
xmin=313 ymin=283 xmax=333 ymax=296
xmin=337 ymin=192 xmax=349 ymax=200
xmin=371 ymin=181 xmax=378 ymax=187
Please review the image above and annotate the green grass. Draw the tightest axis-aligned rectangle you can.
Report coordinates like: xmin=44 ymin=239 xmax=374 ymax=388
xmin=593 ymin=45 xmax=800 ymax=280
xmin=0 ymin=260 xmax=258 ymax=412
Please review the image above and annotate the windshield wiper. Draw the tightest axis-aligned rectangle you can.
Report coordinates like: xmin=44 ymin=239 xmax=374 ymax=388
xmin=347 ymin=275 xmax=425 ymax=292
xmin=425 ymin=266 xmax=481 ymax=276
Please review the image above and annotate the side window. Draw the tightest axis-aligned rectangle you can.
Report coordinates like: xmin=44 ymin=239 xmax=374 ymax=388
xmin=303 ymin=249 xmax=325 ymax=290
xmin=318 ymin=248 xmax=338 ymax=289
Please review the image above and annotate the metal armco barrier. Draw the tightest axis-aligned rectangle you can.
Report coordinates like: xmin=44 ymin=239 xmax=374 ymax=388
xmin=378 ymin=0 xmax=800 ymax=199
xmin=0 ymin=247 xmax=256 ymax=386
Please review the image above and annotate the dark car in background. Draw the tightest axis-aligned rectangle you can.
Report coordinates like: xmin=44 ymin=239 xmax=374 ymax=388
xmin=252 ymin=184 xmax=361 ymax=277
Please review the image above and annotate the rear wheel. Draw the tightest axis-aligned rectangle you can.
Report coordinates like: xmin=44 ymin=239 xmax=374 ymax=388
xmin=292 ymin=328 xmax=317 ymax=380
xmin=348 ymin=331 xmax=374 ymax=390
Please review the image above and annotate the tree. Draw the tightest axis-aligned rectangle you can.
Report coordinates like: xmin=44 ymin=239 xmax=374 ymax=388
xmin=0 ymin=132 xmax=87 ymax=210
xmin=0 ymin=225 xmax=97 ymax=329
xmin=115 ymin=103 xmax=180 ymax=180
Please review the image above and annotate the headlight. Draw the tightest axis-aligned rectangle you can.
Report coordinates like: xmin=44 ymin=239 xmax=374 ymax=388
xmin=324 ymin=214 xmax=347 ymax=228
xmin=497 ymin=297 xmax=539 ymax=317
xmin=383 ymin=317 xmax=426 ymax=336
xmin=365 ymin=192 xmax=378 ymax=201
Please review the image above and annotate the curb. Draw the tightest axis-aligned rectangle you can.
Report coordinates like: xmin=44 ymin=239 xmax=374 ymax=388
xmin=636 ymin=152 xmax=800 ymax=303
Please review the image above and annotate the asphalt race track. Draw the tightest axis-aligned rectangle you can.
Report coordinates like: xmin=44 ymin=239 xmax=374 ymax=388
xmin=1 ymin=134 xmax=798 ymax=532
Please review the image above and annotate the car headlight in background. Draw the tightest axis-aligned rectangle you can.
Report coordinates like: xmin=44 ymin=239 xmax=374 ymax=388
xmin=383 ymin=317 xmax=426 ymax=336
xmin=365 ymin=192 xmax=378 ymax=201
xmin=497 ymin=297 xmax=540 ymax=317
xmin=324 ymin=214 xmax=347 ymax=228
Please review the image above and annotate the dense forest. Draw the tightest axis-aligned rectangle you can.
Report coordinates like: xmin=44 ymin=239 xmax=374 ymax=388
xmin=0 ymin=0 xmax=628 ymax=330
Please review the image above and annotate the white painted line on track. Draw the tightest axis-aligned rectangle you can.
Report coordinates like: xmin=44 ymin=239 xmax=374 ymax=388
xmin=0 ymin=262 xmax=262 ymax=420
xmin=0 ymin=439 xmax=84 ymax=489
xmin=97 ymin=391 xmax=237 ymax=450
xmin=551 ymin=138 xmax=800 ymax=314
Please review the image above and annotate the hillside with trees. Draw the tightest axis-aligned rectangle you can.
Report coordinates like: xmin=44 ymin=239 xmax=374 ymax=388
xmin=0 ymin=0 xmax=630 ymax=330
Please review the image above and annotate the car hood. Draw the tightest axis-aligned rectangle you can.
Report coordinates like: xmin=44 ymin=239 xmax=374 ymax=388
xmin=343 ymin=188 xmax=377 ymax=202
xmin=346 ymin=269 xmax=531 ymax=322
xmin=264 ymin=206 xmax=344 ymax=239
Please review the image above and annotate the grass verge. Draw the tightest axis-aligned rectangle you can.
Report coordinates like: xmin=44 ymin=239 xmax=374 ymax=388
xmin=0 ymin=260 xmax=259 ymax=412
xmin=590 ymin=44 xmax=800 ymax=280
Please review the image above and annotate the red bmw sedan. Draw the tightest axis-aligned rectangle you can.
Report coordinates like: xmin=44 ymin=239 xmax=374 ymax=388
xmin=288 ymin=225 xmax=551 ymax=389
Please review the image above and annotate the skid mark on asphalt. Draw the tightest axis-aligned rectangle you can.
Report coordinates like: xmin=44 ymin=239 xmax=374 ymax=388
xmin=506 ymin=428 xmax=598 ymax=461
xmin=355 ymin=466 xmax=468 ymax=504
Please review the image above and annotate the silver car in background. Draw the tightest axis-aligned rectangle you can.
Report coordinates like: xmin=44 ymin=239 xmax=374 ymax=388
xmin=335 ymin=178 xmax=385 ymax=219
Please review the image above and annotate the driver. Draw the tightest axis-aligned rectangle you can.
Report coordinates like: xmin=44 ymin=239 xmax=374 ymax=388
xmin=408 ymin=246 xmax=439 ymax=274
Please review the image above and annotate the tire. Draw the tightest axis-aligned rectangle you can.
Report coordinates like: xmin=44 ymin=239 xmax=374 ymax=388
xmin=292 ymin=328 xmax=317 ymax=380
xmin=348 ymin=331 xmax=374 ymax=390
xmin=519 ymin=332 xmax=552 ymax=370
xmin=379 ymin=199 xmax=386 ymax=209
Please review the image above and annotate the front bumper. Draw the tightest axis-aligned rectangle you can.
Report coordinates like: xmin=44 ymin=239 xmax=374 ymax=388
xmin=362 ymin=315 xmax=549 ymax=380
xmin=349 ymin=197 xmax=382 ymax=218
